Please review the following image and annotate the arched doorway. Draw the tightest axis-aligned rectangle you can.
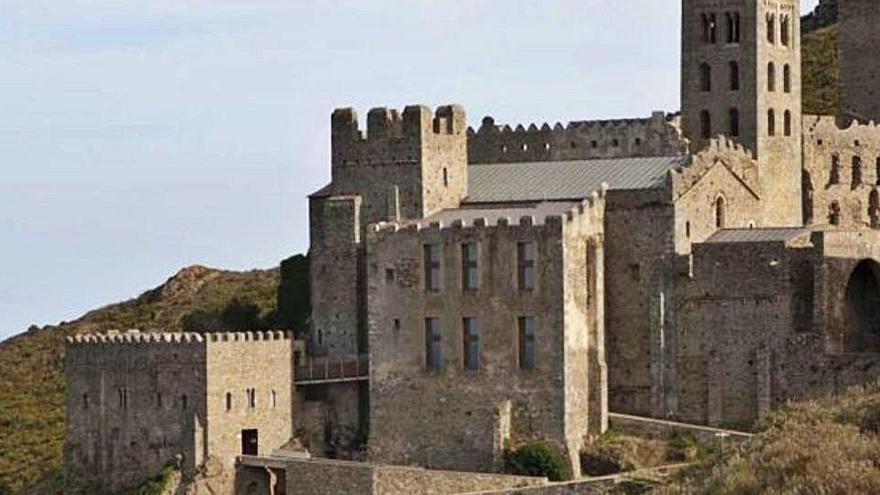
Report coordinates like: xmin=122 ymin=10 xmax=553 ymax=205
xmin=843 ymin=260 xmax=880 ymax=352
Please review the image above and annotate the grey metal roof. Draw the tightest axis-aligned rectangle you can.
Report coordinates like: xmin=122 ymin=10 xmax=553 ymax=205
xmin=704 ymin=228 xmax=810 ymax=244
xmin=419 ymin=201 xmax=580 ymax=226
xmin=466 ymin=156 xmax=685 ymax=203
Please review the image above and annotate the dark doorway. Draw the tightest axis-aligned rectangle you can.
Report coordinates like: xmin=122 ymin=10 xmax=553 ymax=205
xmin=844 ymin=260 xmax=880 ymax=352
xmin=241 ymin=429 xmax=258 ymax=456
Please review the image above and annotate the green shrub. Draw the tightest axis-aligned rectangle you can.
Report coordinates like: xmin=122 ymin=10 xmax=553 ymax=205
xmin=580 ymin=431 xmax=667 ymax=477
xmin=504 ymin=441 xmax=572 ymax=481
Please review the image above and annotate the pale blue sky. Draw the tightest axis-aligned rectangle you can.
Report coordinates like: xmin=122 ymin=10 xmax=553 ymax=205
xmin=0 ymin=0 xmax=820 ymax=339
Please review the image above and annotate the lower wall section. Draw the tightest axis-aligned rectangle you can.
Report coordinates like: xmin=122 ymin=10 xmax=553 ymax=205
xmin=239 ymin=456 xmax=546 ymax=495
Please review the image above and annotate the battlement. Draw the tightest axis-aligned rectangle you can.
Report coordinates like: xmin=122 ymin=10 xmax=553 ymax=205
xmin=467 ymin=111 xmax=686 ymax=164
xmin=331 ymin=104 xmax=466 ymax=168
xmin=370 ymin=185 xmax=607 ymax=238
xmin=66 ymin=330 xmax=293 ymax=346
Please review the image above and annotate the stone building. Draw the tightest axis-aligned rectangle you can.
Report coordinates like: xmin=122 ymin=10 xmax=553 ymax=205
xmin=64 ymin=331 xmax=295 ymax=491
xmin=65 ymin=0 xmax=880 ymax=491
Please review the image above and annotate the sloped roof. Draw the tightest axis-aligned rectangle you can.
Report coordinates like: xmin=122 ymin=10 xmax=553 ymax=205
xmin=704 ymin=228 xmax=810 ymax=244
xmin=466 ymin=156 xmax=685 ymax=203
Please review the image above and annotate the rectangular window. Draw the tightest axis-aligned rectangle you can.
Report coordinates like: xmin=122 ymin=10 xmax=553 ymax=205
xmin=462 ymin=242 xmax=478 ymax=291
xmin=517 ymin=242 xmax=535 ymax=290
xmin=463 ymin=317 xmax=480 ymax=370
xmin=425 ymin=318 xmax=443 ymax=370
xmin=518 ymin=317 xmax=536 ymax=370
xmin=424 ymin=244 xmax=441 ymax=292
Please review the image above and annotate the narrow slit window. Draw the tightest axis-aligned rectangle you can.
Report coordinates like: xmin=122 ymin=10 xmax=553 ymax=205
xmin=226 ymin=392 xmax=232 ymax=411
xmin=423 ymin=244 xmax=441 ymax=292
xmin=768 ymin=109 xmax=776 ymax=136
xmin=518 ymin=317 xmax=536 ymax=370
xmin=830 ymin=155 xmax=841 ymax=185
xmin=853 ymin=156 xmax=864 ymax=187
xmin=768 ymin=62 xmax=776 ymax=92
xmin=425 ymin=317 xmax=442 ymax=370
xmin=517 ymin=242 xmax=535 ymax=290
xmin=729 ymin=61 xmax=739 ymax=91
xmin=700 ymin=63 xmax=712 ymax=92
xmin=767 ymin=13 xmax=776 ymax=44
xmin=783 ymin=64 xmax=791 ymax=93
xmin=461 ymin=242 xmax=478 ymax=291
xmin=462 ymin=317 xmax=480 ymax=370
xmin=784 ymin=110 xmax=792 ymax=136
xmin=700 ymin=110 xmax=712 ymax=139
xmin=729 ymin=108 xmax=740 ymax=137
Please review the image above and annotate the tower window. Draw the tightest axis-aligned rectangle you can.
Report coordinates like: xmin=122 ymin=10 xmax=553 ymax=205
xmin=729 ymin=108 xmax=740 ymax=137
xmin=784 ymin=110 xmax=792 ymax=137
xmin=830 ymin=155 xmax=841 ymax=185
xmin=701 ymin=13 xmax=718 ymax=44
xmin=768 ymin=109 xmax=776 ymax=136
xmin=443 ymin=168 xmax=448 ymax=187
xmin=767 ymin=13 xmax=776 ymax=44
xmin=715 ymin=196 xmax=726 ymax=228
xmin=423 ymin=244 xmax=441 ymax=292
xmin=226 ymin=392 xmax=233 ymax=411
xmin=83 ymin=394 xmax=90 ymax=411
xmin=700 ymin=110 xmax=712 ymax=139
xmin=783 ymin=64 xmax=791 ymax=93
xmin=462 ymin=317 xmax=480 ymax=370
xmin=518 ymin=317 xmax=536 ymax=370
xmin=517 ymin=242 xmax=535 ymax=291
xmin=768 ymin=62 xmax=776 ymax=92
xmin=781 ymin=16 xmax=790 ymax=47
xmin=729 ymin=61 xmax=740 ymax=91
xmin=425 ymin=317 xmax=442 ymax=371
xmin=876 ymin=157 xmax=880 ymax=185
xmin=461 ymin=242 xmax=478 ymax=291
xmin=853 ymin=156 xmax=864 ymax=188
xmin=829 ymin=201 xmax=842 ymax=226
xmin=700 ymin=63 xmax=712 ymax=92
xmin=725 ymin=12 xmax=741 ymax=43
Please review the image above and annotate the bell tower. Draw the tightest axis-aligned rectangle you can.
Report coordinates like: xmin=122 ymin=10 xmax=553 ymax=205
xmin=681 ymin=0 xmax=803 ymax=226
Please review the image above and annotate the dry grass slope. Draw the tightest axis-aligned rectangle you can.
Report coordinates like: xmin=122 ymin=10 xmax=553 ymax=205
xmin=0 ymin=265 xmax=283 ymax=494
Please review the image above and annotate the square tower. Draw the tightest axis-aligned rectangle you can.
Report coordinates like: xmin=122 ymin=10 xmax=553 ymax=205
xmin=681 ymin=0 xmax=803 ymax=226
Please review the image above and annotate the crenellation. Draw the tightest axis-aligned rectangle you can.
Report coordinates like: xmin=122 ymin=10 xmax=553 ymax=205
xmin=468 ymin=112 xmax=686 ymax=164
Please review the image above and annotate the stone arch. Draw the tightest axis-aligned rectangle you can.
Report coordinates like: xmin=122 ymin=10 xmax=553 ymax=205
xmin=842 ymin=260 xmax=880 ymax=352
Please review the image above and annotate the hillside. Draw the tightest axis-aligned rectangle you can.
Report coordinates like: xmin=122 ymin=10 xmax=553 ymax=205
xmin=659 ymin=383 xmax=880 ymax=493
xmin=802 ymin=24 xmax=839 ymax=116
xmin=0 ymin=258 xmax=308 ymax=494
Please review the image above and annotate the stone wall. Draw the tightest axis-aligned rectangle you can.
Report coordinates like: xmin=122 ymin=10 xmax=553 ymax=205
xmin=64 ymin=331 xmax=295 ymax=491
xmin=64 ymin=332 xmax=207 ymax=491
xmin=674 ymin=229 xmax=880 ymax=426
xmin=277 ymin=458 xmax=545 ymax=495
xmin=204 ymin=331 xmax=295 ymax=467
xmin=467 ymin=113 xmax=686 ymax=164
xmin=802 ymin=115 xmax=880 ymax=229
xmin=365 ymin=198 xmax=605 ymax=478
xmin=838 ymin=0 xmax=880 ymax=125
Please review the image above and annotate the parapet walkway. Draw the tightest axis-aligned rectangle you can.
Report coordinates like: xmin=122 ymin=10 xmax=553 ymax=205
xmin=294 ymin=354 xmax=369 ymax=385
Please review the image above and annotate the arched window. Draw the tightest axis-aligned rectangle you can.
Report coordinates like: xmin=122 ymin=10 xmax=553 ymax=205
xmin=830 ymin=154 xmax=842 ymax=185
xmin=226 ymin=392 xmax=232 ymax=411
xmin=729 ymin=61 xmax=740 ymax=91
xmin=725 ymin=12 xmax=741 ymax=43
xmin=767 ymin=13 xmax=776 ymax=44
xmin=768 ymin=109 xmax=776 ymax=136
xmin=701 ymin=14 xmax=711 ymax=43
xmin=729 ymin=108 xmax=740 ymax=137
xmin=781 ymin=16 xmax=790 ymax=46
xmin=853 ymin=156 xmax=864 ymax=187
xmin=700 ymin=63 xmax=712 ymax=92
xmin=783 ymin=64 xmax=791 ymax=93
xmin=700 ymin=110 xmax=712 ymax=139
xmin=708 ymin=13 xmax=718 ymax=43
xmin=829 ymin=201 xmax=842 ymax=226
xmin=768 ymin=62 xmax=776 ymax=92
xmin=83 ymin=394 xmax=90 ymax=411
xmin=784 ymin=110 xmax=792 ymax=136
xmin=271 ymin=390 xmax=277 ymax=408
xmin=715 ymin=196 xmax=726 ymax=228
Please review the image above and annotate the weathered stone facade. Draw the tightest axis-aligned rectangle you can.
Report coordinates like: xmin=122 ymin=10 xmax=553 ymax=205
xmin=64 ymin=0 xmax=880 ymax=491
xmin=365 ymin=198 xmax=606 ymax=477
xmin=64 ymin=331 xmax=294 ymax=491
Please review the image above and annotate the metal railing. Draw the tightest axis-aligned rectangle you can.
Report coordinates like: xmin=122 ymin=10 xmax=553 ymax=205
xmin=294 ymin=354 xmax=369 ymax=384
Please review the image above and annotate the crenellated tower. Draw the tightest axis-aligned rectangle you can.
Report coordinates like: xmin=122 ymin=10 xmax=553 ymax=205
xmin=681 ymin=0 xmax=803 ymax=226
xmin=309 ymin=104 xmax=468 ymax=357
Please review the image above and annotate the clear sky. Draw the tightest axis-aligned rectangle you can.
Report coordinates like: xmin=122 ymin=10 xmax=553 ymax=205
xmin=0 ymin=0 xmax=821 ymax=340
